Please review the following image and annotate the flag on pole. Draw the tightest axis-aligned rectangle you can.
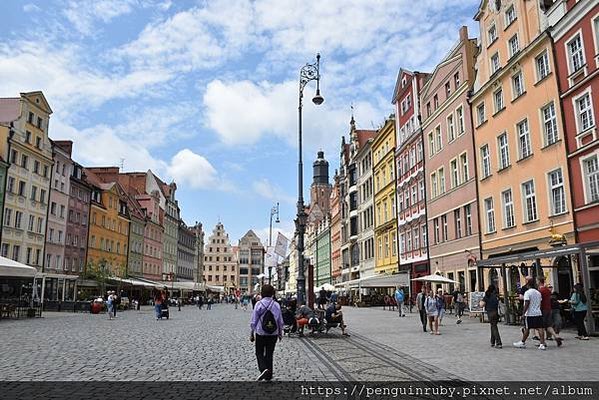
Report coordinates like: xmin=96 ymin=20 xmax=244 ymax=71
xmin=274 ymin=232 xmax=290 ymax=257
xmin=265 ymin=247 xmax=278 ymax=268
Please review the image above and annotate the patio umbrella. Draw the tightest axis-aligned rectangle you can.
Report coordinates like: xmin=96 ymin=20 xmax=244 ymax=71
xmin=319 ymin=283 xmax=336 ymax=291
xmin=411 ymin=274 xmax=458 ymax=284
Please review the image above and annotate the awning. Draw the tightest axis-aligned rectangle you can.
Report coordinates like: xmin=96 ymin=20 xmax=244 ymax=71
xmin=334 ymin=273 xmax=410 ymax=289
xmin=0 ymin=256 xmax=37 ymax=278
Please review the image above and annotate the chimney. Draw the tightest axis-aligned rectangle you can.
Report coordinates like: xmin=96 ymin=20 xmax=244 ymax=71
xmin=459 ymin=26 xmax=468 ymax=42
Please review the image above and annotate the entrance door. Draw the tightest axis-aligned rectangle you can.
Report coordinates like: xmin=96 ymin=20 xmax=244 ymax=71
xmin=469 ymin=269 xmax=477 ymax=292
xmin=557 ymin=257 xmax=572 ymax=299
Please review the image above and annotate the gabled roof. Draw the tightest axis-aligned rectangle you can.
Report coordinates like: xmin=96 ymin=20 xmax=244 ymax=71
xmin=0 ymin=98 xmax=20 ymax=123
xmin=21 ymin=91 xmax=53 ymax=114
xmin=391 ymin=68 xmax=414 ymax=104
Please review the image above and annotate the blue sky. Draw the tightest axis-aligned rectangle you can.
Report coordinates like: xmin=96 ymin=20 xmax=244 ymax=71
xmin=0 ymin=0 xmax=479 ymax=244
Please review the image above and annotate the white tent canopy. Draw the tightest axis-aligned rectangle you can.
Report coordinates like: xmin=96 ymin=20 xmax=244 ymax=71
xmin=335 ymin=272 xmax=410 ymax=289
xmin=411 ymin=274 xmax=458 ymax=284
xmin=0 ymin=256 xmax=37 ymax=278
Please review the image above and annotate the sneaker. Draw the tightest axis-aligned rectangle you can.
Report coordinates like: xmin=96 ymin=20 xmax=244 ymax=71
xmin=513 ymin=341 xmax=526 ymax=348
xmin=580 ymin=336 xmax=590 ymax=340
xmin=257 ymin=369 xmax=270 ymax=381
xmin=456 ymin=319 xmax=462 ymax=325
xmin=496 ymin=344 xmax=502 ymax=349
xmin=538 ymin=344 xmax=547 ymax=350
xmin=490 ymin=343 xmax=495 ymax=348
xmin=556 ymin=338 xmax=563 ymax=347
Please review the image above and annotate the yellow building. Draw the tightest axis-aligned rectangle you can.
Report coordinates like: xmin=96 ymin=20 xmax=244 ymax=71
xmin=0 ymin=91 xmax=53 ymax=269
xmin=471 ymin=0 xmax=574 ymax=289
xmin=84 ymin=169 xmax=130 ymax=276
xmin=372 ymin=116 xmax=398 ymax=274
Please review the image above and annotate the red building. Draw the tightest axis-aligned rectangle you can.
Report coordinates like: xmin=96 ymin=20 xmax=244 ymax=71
xmin=392 ymin=68 xmax=430 ymax=297
xmin=547 ymin=0 xmax=599 ymax=288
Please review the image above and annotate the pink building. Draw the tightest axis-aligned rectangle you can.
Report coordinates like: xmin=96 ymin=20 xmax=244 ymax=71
xmin=420 ymin=27 xmax=481 ymax=293
xmin=392 ymin=68 xmax=430 ymax=296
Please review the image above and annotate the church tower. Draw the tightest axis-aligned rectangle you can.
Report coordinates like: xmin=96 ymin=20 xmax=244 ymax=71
xmin=309 ymin=150 xmax=332 ymax=217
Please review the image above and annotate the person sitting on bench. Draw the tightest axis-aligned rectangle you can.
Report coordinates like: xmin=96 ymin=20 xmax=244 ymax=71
xmin=325 ymin=303 xmax=349 ymax=336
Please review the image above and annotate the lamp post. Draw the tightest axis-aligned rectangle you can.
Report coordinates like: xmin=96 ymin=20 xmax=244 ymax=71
xmin=268 ymin=202 xmax=280 ymax=284
xmin=296 ymin=54 xmax=324 ymax=306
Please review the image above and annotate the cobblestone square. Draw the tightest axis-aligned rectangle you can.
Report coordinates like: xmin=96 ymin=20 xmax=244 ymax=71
xmin=1 ymin=305 xmax=597 ymax=382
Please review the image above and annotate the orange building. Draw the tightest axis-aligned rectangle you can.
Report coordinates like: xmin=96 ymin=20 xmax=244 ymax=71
xmin=471 ymin=0 xmax=574 ymax=290
xmin=84 ymin=169 xmax=130 ymax=276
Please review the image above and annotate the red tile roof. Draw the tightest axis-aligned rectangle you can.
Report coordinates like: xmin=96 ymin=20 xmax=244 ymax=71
xmin=355 ymin=130 xmax=377 ymax=147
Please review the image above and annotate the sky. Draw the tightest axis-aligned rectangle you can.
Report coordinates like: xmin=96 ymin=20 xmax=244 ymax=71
xmin=0 ymin=0 xmax=480 ymax=245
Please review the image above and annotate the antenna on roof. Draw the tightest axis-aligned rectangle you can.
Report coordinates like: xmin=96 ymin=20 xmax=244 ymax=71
xmin=120 ymin=158 xmax=125 ymax=171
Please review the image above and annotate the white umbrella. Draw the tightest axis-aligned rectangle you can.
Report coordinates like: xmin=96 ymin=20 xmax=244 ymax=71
xmin=319 ymin=283 xmax=336 ymax=291
xmin=411 ymin=274 xmax=458 ymax=284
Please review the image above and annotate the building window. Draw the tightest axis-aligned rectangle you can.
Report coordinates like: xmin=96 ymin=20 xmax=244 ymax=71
xmin=493 ymin=87 xmax=504 ymax=113
xmin=421 ymin=224 xmax=428 ymax=247
xmin=12 ymin=245 xmax=20 ymax=261
xmin=439 ymin=167 xmax=445 ymax=194
xmin=512 ymin=71 xmax=524 ymax=98
xmin=450 ymin=159 xmax=459 ymax=188
xmin=18 ymin=181 xmax=26 ymax=197
xmin=508 ymin=34 xmax=519 ymax=58
xmin=441 ymin=214 xmax=448 ymax=241
xmin=447 ymin=114 xmax=455 ymax=142
xmin=575 ymin=92 xmax=595 ymax=133
xmin=433 ymin=95 xmax=439 ymax=109
xmin=7 ymin=177 xmax=14 ymax=193
xmin=25 ymin=131 xmax=31 ymax=143
xmin=445 ymin=82 xmax=451 ymax=97
xmin=435 ymin=125 xmax=442 ymax=152
xmin=535 ymin=51 xmax=550 ymax=81
xmin=476 ymin=103 xmax=486 ymax=126
xmin=491 ymin=52 xmax=500 ymax=74
xmin=465 ymin=204 xmax=472 ymax=236
xmin=497 ymin=133 xmax=510 ymax=170
xmin=583 ymin=155 xmax=599 ymax=203
xmin=454 ymin=209 xmax=462 ymax=239
xmin=488 ymin=23 xmax=497 ymax=45
xmin=454 ymin=72 xmax=460 ymax=89
xmin=4 ymin=208 xmax=12 ymax=226
xmin=517 ymin=119 xmax=532 ymax=159
xmin=419 ymin=179 xmax=425 ymax=201
xmin=428 ymin=132 xmax=435 ymax=155
xmin=484 ymin=198 xmax=496 ymax=233
xmin=502 ymin=189 xmax=515 ymax=228
xmin=522 ymin=180 xmax=538 ymax=223
xmin=542 ymin=102 xmax=559 ymax=146
xmin=505 ymin=5 xmax=516 ymax=26
xmin=459 ymin=152 xmax=469 ymax=182
xmin=433 ymin=219 xmax=440 ymax=244
xmin=21 ymin=154 xmax=28 ymax=170
xmin=548 ymin=169 xmax=566 ymax=215
xmin=567 ymin=33 xmax=585 ymax=73
xmin=456 ymin=105 xmax=465 ymax=135
xmin=1 ymin=244 xmax=8 ymax=258
xmin=481 ymin=145 xmax=491 ymax=178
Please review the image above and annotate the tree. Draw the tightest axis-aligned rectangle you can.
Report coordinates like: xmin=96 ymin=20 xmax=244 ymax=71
xmin=84 ymin=259 xmax=110 ymax=295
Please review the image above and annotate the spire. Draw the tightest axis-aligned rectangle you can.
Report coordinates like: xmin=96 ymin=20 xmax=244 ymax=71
xmin=350 ymin=103 xmax=358 ymax=144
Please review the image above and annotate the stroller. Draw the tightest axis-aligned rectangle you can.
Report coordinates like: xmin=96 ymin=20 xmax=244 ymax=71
xmin=282 ymin=306 xmax=298 ymax=336
xmin=160 ymin=302 xmax=170 ymax=319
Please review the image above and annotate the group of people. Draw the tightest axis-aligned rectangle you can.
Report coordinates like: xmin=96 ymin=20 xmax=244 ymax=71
xmin=194 ymin=295 xmax=215 ymax=310
xmin=415 ymin=286 xmax=452 ymax=335
xmin=512 ymin=277 xmax=590 ymax=350
xmin=105 ymin=291 xmax=119 ymax=320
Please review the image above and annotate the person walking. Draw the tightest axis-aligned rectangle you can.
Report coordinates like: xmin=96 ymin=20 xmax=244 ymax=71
xmin=250 ymin=284 xmax=284 ymax=381
xmin=113 ymin=291 xmax=120 ymax=318
xmin=424 ymin=289 xmax=439 ymax=335
xmin=539 ymin=278 xmax=563 ymax=347
xmin=207 ymin=296 xmax=213 ymax=310
xmin=570 ymin=283 xmax=590 ymax=340
xmin=436 ymin=289 xmax=445 ymax=326
xmin=106 ymin=291 xmax=114 ymax=320
xmin=394 ymin=287 xmax=405 ymax=317
xmin=455 ymin=290 xmax=465 ymax=324
xmin=416 ymin=286 xmax=427 ymax=332
xmin=513 ymin=279 xmax=547 ymax=350
xmin=481 ymin=285 xmax=502 ymax=348
xmin=154 ymin=290 xmax=164 ymax=320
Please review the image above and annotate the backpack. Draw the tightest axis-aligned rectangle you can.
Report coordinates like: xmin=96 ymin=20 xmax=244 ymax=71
xmin=261 ymin=300 xmax=278 ymax=334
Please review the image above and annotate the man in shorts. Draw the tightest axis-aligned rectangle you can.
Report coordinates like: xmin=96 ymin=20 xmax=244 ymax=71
xmin=513 ymin=279 xmax=547 ymax=350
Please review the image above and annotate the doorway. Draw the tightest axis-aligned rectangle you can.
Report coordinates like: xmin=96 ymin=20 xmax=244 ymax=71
xmin=556 ymin=256 xmax=572 ymax=299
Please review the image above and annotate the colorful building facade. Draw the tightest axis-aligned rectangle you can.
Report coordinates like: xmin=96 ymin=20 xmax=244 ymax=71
xmin=471 ymin=0 xmax=574 ymax=291
xmin=421 ymin=26 xmax=481 ymax=293
xmin=373 ymin=116 xmax=398 ymax=275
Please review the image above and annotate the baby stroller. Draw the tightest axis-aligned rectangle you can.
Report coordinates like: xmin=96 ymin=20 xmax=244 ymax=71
xmin=161 ymin=302 xmax=170 ymax=319
xmin=282 ymin=307 xmax=297 ymax=336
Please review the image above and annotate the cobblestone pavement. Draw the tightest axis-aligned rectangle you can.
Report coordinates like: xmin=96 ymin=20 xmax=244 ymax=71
xmin=1 ymin=304 xmax=597 ymax=382
xmin=0 ymin=304 xmax=334 ymax=381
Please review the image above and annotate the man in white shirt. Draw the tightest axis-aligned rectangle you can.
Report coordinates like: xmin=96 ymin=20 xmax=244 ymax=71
xmin=514 ymin=279 xmax=547 ymax=350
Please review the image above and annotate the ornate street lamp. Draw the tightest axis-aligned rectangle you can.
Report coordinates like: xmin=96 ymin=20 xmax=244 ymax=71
xmin=296 ymin=54 xmax=324 ymax=306
xmin=268 ymin=202 xmax=280 ymax=284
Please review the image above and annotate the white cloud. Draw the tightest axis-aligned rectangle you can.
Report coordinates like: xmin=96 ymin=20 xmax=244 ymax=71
xmin=252 ymin=178 xmax=295 ymax=205
xmin=23 ymin=3 xmax=41 ymax=12
xmin=167 ymin=149 xmax=229 ymax=191
xmin=63 ymin=0 xmax=137 ymax=35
